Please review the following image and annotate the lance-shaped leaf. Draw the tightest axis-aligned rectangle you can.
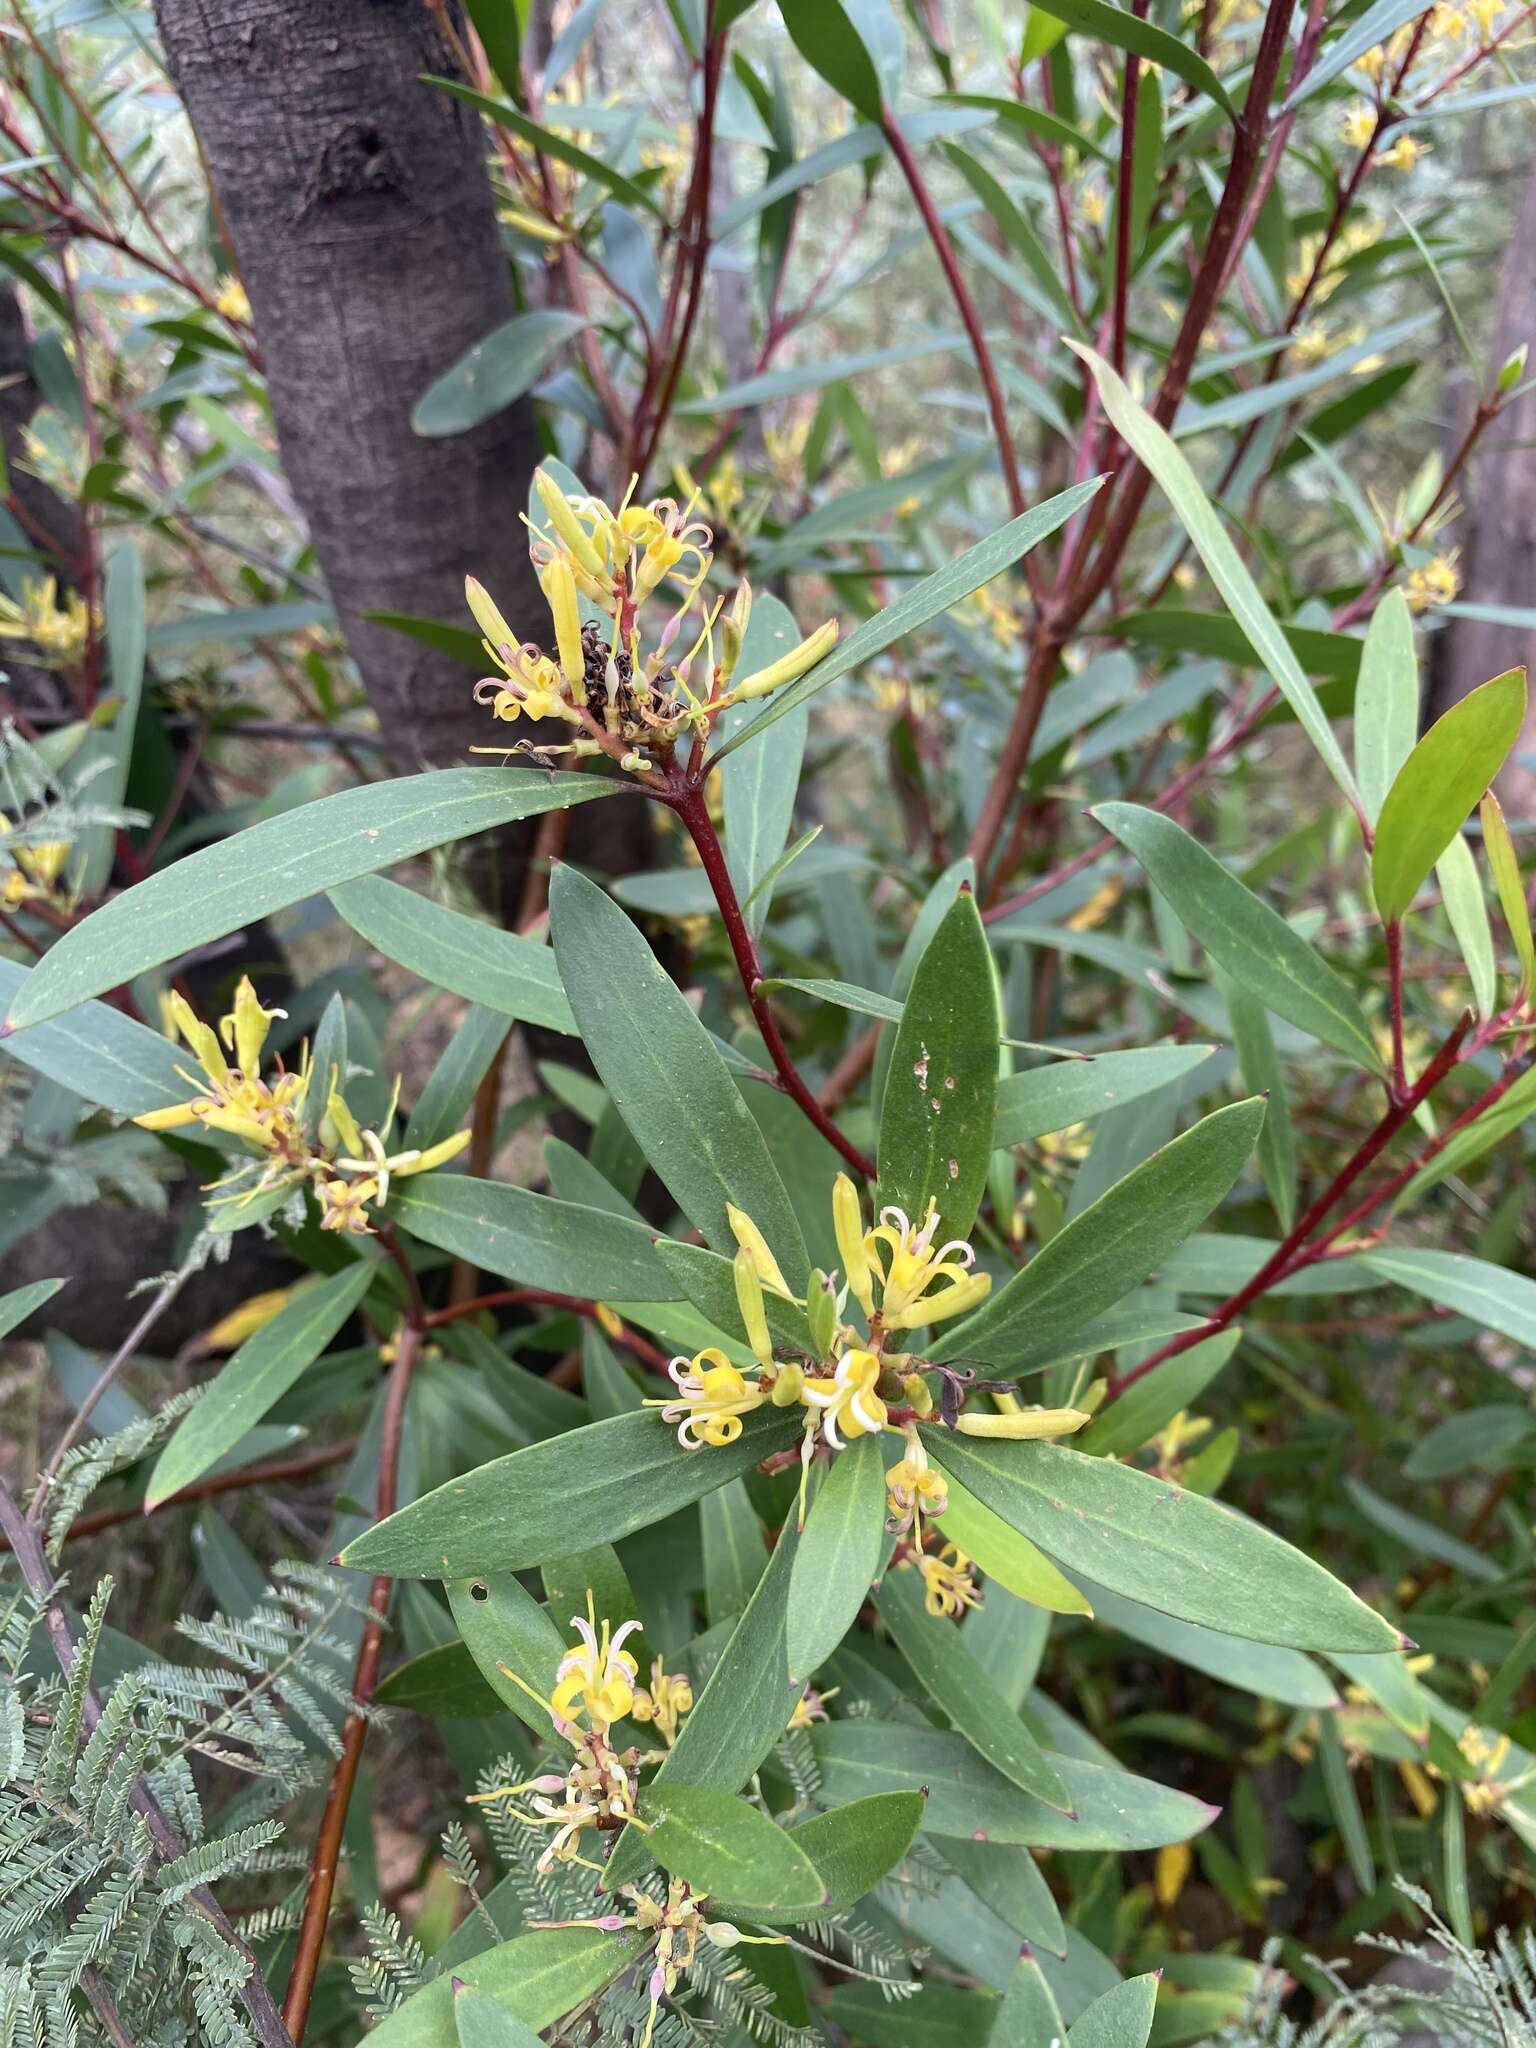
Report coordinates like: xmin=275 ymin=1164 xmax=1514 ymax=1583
xmin=1070 ymin=1576 xmax=1339 ymax=1710
xmin=941 ymin=1838 xmax=1065 ymax=1956
xmin=720 ymin=593 xmax=811 ymax=936
xmin=993 ymin=1953 xmax=1068 ymax=2045
xmin=0 ymin=959 xmax=203 ymax=1117
xmin=775 ymin=0 xmax=889 ymax=121
xmin=811 ymin=1722 xmax=1217 ymax=1849
xmin=1354 ymin=589 xmax=1419 ymax=824
xmin=1483 ymin=790 xmax=1535 ymax=998
xmin=330 ymin=874 xmax=575 ymax=1033
xmin=366 ymin=1928 xmax=644 ymax=2048
xmin=1372 ymin=667 xmax=1527 ymax=921
xmin=604 ymin=1521 xmax=802 ymax=1889
xmin=1070 ymin=342 xmax=1360 ymax=808
xmin=550 ymin=863 xmax=808 ymax=1287
xmin=339 ymin=1408 xmax=800 ymax=1579
xmin=0 ymin=1278 xmax=64 ymax=1344
xmin=639 ymin=1784 xmax=828 ymax=1917
xmin=788 ymin=1792 xmax=925 ymax=1914
xmin=4 ymin=769 xmax=616 ymax=1032
xmin=413 ymin=309 xmax=590 ymax=436
xmin=933 ymin=1098 xmax=1267 ymax=1369
xmin=451 ymin=1985 xmax=543 ymax=2048
xmin=1094 ymin=804 xmax=1379 ymax=1069
xmin=1075 ymin=1327 xmax=1241 ymax=1457
xmin=923 ymin=1429 xmax=1399 ymax=1651
xmin=874 ymin=1564 xmax=1071 ymax=1810
xmin=1067 ymin=1975 xmax=1159 ymax=2048
xmin=1359 ymin=1247 xmax=1536 ymax=1349
xmin=933 ymin=1479 xmax=1092 ymax=1614
xmin=877 ymin=890 xmax=998 ymax=1243
xmin=994 ymin=1043 xmax=1216 ymax=1148
xmin=1030 ymin=0 xmax=1234 ymax=115
xmin=387 ymin=1176 xmax=675 ymax=1303
xmin=787 ymin=1434 xmax=890 ymax=1681
xmin=446 ymin=1574 xmax=568 ymax=1739
xmin=147 ymin=1263 xmax=374 ymax=1507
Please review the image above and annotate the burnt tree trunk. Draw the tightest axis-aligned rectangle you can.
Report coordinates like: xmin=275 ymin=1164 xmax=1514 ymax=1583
xmin=150 ymin=0 xmax=542 ymax=774
xmin=1433 ymin=157 xmax=1536 ymax=807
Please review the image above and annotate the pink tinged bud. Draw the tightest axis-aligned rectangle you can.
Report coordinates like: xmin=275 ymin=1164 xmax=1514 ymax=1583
xmin=592 ymin=1914 xmax=628 ymax=1931
xmin=648 ymin=1965 xmax=666 ymax=2000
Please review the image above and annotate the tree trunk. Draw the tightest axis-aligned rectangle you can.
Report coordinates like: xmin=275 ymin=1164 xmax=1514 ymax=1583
xmin=1433 ymin=157 xmax=1536 ymax=807
xmin=150 ymin=0 xmax=543 ymax=775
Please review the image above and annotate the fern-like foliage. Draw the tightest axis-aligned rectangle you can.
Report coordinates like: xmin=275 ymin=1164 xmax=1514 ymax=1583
xmin=0 ymin=1551 xmax=361 ymax=2045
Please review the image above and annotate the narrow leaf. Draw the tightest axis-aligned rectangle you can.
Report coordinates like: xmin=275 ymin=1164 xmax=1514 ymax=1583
xmin=787 ymin=1435 xmax=891 ymax=1681
xmin=1354 ymin=589 xmax=1418 ymax=824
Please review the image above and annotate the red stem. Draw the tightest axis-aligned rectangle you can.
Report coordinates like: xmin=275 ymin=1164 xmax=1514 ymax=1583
xmin=671 ymin=779 xmax=876 ymax=1178
xmin=423 ymin=1287 xmax=670 ymax=1373
xmin=1387 ymin=920 xmax=1408 ymax=1099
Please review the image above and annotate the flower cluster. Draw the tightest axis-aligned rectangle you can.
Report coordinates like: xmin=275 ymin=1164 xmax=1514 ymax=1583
xmin=0 ymin=819 xmax=72 ymax=912
xmin=468 ymin=468 xmax=836 ymax=777
xmin=132 ymin=977 xmax=468 ymax=1232
xmin=0 ymin=575 xmax=96 ymax=670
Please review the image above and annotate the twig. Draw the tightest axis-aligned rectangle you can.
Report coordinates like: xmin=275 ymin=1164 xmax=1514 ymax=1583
xmin=422 ymin=1287 xmax=670 ymax=1373
xmin=0 ymin=1477 xmax=296 ymax=2048
xmin=0 ymin=1442 xmax=357 ymax=1550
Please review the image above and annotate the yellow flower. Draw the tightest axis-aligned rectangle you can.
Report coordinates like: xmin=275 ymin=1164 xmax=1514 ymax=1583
xmin=1468 ymin=0 xmax=1502 ymax=34
xmin=646 ymin=1347 xmax=765 ymax=1448
xmin=551 ymin=1596 xmax=643 ymax=1733
xmin=214 ymin=278 xmax=250 ymax=323
xmin=0 ymin=576 xmax=95 ymax=669
xmin=915 ymin=1543 xmax=981 ymax=1620
xmin=886 ymin=1425 xmax=948 ymax=1533
xmin=1429 ymin=1 xmax=1466 ymax=36
xmin=1342 ymin=102 xmax=1377 ymax=148
xmin=0 ymin=813 xmax=73 ymax=910
xmin=726 ymin=1202 xmax=790 ymax=1296
xmin=1080 ymin=183 xmax=1106 ymax=227
xmin=1405 ymin=550 xmax=1460 ymax=611
xmin=632 ymin=1658 xmax=694 ymax=1745
xmin=1378 ymin=132 xmax=1427 ymax=171
xmin=134 ymin=980 xmax=299 ymax=1144
xmin=800 ymin=1347 xmax=888 ymax=1449
xmin=1155 ymin=1840 xmax=1192 ymax=1908
xmin=787 ymin=1685 xmax=838 ymax=1730
xmin=863 ymin=1199 xmax=991 ymax=1330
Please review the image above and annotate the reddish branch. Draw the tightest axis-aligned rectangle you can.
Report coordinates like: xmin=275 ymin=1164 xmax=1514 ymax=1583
xmin=423 ymin=1287 xmax=670 ymax=1373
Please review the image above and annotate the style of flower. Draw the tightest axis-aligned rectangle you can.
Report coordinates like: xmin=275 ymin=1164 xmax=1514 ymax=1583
xmin=646 ymin=1347 xmax=766 ymax=1449
xmin=132 ymin=977 xmax=468 ymax=1231
xmin=787 ymin=1685 xmax=838 ymax=1730
xmin=551 ymin=1599 xmax=643 ymax=1734
xmin=914 ymin=1543 xmax=981 ymax=1621
xmin=0 ymin=575 xmax=96 ymax=669
xmin=631 ymin=1660 xmax=693 ymax=1746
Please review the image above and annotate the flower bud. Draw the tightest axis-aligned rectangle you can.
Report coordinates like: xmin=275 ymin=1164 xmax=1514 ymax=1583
xmin=806 ymin=1269 xmax=839 ymax=1359
xmin=541 ymin=555 xmax=586 ymax=697
xmin=767 ymin=1362 xmax=805 ymax=1407
xmin=900 ymin=1371 xmax=934 ymax=1417
xmin=955 ymin=1406 xmax=1090 ymax=1440
xmin=464 ymin=575 xmax=516 ymax=653
xmin=733 ymin=1246 xmax=774 ymax=1368
xmin=1498 ymin=342 xmax=1528 ymax=395
xmin=726 ymin=1202 xmax=790 ymax=1295
xmin=725 ymin=618 xmax=837 ymax=703
xmin=534 ymin=470 xmax=606 ymax=578
xmin=832 ymin=1173 xmax=874 ymax=1316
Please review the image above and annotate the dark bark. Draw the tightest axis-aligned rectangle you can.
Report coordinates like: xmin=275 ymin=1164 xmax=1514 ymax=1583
xmin=149 ymin=0 xmax=544 ymax=774
xmin=1433 ymin=158 xmax=1536 ymax=804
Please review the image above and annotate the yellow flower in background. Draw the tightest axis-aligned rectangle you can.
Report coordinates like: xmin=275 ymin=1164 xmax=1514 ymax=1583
xmin=214 ymin=278 xmax=250 ymax=323
xmin=1155 ymin=1840 xmax=1192 ymax=1909
xmin=1469 ymin=0 xmax=1503 ymax=34
xmin=1342 ymin=102 xmax=1377 ymax=148
xmin=646 ymin=1347 xmax=766 ymax=1448
xmin=1 ymin=813 xmax=74 ymax=912
xmin=915 ymin=1543 xmax=981 ymax=1620
xmin=0 ymin=576 xmax=95 ymax=669
xmin=632 ymin=1659 xmax=693 ymax=1746
xmin=1080 ymin=183 xmax=1106 ymax=227
xmin=1378 ymin=132 xmax=1428 ymax=171
xmin=1405 ymin=551 xmax=1461 ymax=611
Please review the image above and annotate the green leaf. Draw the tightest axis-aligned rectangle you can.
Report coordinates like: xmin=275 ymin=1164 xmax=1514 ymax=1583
xmin=933 ymin=1478 xmax=1093 ymax=1614
xmin=339 ymin=1408 xmax=799 ymax=1578
xmin=424 ymin=79 xmax=664 ymax=215
xmin=363 ymin=611 xmax=485 ymax=672
xmin=936 ymin=91 xmax=1112 ymax=164
xmin=923 ymin=1429 xmax=1398 ymax=1651
xmin=330 ymin=875 xmax=575 ymax=1033
xmin=4 ymin=770 xmax=616 ymax=1032
xmin=1436 ymin=831 xmax=1497 ymax=1020
xmin=1112 ymin=608 xmax=1361 ymax=682
xmin=1372 ymin=668 xmax=1527 ymax=921
xmin=452 ymin=1984 xmax=543 ymax=2048
xmin=1354 ymin=590 xmax=1418 ymax=825
xmin=80 ymin=543 xmax=146 ymax=892
xmin=788 ymin=1791 xmax=925 ymax=1912
xmin=1075 ymin=1328 xmax=1241 ymax=1457
xmin=1222 ymin=988 xmax=1296 ymax=1234
xmin=413 ymin=310 xmax=589 ymax=436
xmin=991 ymin=1954 xmax=1067 ymax=2045
xmin=776 ymin=0 xmax=887 ymax=120
xmin=701 ymin=1479 xmax=768 ymax=1626
xmin=812 ymin=1722 xmax=1217 ymax=1849
xmin=943 ymin=145 xmax=1084 ymax=336
xmin=604 ymin=1520 xmax=801 ymax=1888
xmin=1358 ymin=1247 xmax=1536 ymax=1350
xmin=0 ymin=1277 xmax=64 ymax=1343
xmin=787 ymin=1433 xmax=889 ymax=1681
xmin=1067 ymin=1974 xmax=1159 ymax=2048
xmin=1397 ymin=1062 xmax=1536 ymax=1207
xmin=406 ymin=1005 xmax=509 ymax=1150
xmin=1070 ymin=343 xmax=1360 ymax=808
xmin=1030 ymin=0 xmax=1233 ymax=114
xmin=366 ymin=1929 xmax=643 ymax=2048
xmin=0 ymin=960 xmax=192 ymax=1117
xmin=935 ymin=1099 xmax=1267 ymax=1370
xmin=639 ymin=1784 xmax=827 ymax=1915
xmin=1284 ymin=0 xmax=1432 ymax=107
xmin=373 ymin=1643 xmax=501 ymax=1718
xmin=1071 ymin=1576 xmax=1339 ymax=1709
xmin=387 ymin=1175 xmax=674 ymax=1302
xmin=994 ymin=1045 xmax=1216 ymax=1149
xmin=146 ymin=1264 xmax=373 ymax=1508
xmin=1344 ymin=1475 xmax=1501 ymax=1582
xmin=942 ymin=1838 xmax=1065 ymax=1956
xmin=875 ymin=1564 xmax=1071 ymax=1809
xmin=1484 ymin=791 xmax=1535 ymax=998
xmin=550 ymin=863 xmax=808 ymax=1285
xmin=1318 ymin=1714 xmax=1376 ymax=1898
xmin=678 ymin=334 xmax=970 ymax=413
xmin=720 ymin=594 xmax=809 ymax=936
xmin=878 ymin=891 xmax=998 ymax=1243
xmin=1094 ymin=804 xmax=1380 ymax=1070
xmin=711 ymin=481 xmax=1104 ymax=764
xmin=461 ymin=0 xmax=525 ymax=92
xmin=446 ymin=1574 xmax=568 ymax=1737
